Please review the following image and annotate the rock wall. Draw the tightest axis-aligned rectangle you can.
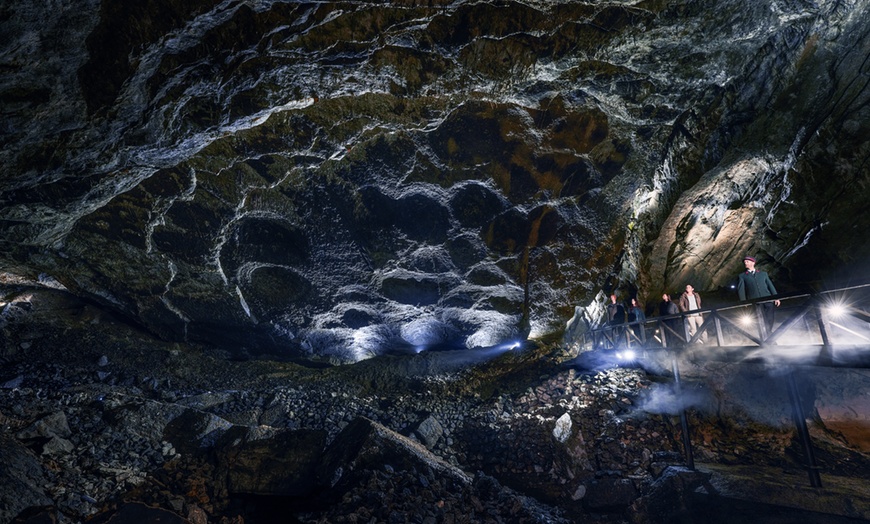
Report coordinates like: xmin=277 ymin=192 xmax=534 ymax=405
xmin=2 ymin=0 xmax=869 ymax=360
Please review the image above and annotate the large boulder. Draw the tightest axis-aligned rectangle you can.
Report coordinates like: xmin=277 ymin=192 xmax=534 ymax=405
xmin=0 ymin=434 xmax=53 ymax=524
xmin=214 ymin=425 xmax=327 ymax=497
xmin=319 ymin=417 xmax=471 ymax=491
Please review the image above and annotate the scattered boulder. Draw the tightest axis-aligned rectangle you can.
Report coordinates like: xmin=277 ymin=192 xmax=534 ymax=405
xmin=413 ymin=415 xmax=445 ymax=448
xmin=40 ymin=435 xmax=75 ymax=456
xmin=162 ymin=408 xmax=233 ymax=455
xmin=0 ymin=434 xmax=53 ymax=524
xmin=11 ymin=506 xmax=62 ymax=524
xmin=553 ymin=412 xmax=573 ymax=443
xmin=214 ymin=425 xmax=327 ymax=497
xmin=585 ymin=477 xmax=640 ymax=511
xmin=15 ymin=411 xmax=74 ymax=456
xmin=87 ymin=502 xmax=189 ymax=524
xmin=16 ymin=411 xmax=71 ymax=440
xmin=319 ymin=417 xmax=470 ymax=491
xmin=629 ymin=466 xmax=710 ymax=524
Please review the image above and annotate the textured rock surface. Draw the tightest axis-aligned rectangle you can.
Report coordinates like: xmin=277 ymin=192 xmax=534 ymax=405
xmin=0 ymin=433 xmax=54 ymax=524
xmin=2 ymin=0 xmax=870 ymax=360
xmin=215 ymin=425 xmax=326 ymax=497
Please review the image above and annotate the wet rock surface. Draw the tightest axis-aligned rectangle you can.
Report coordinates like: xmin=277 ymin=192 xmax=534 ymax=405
xmin=2 ymin=285 xmax=869 ymax=524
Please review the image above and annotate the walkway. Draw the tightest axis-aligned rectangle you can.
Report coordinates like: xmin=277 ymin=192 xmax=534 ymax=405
xmin=568 ymin=284 xmax=870 ymax=489
xmin=575 ymin=284 xmax=870 ymax=369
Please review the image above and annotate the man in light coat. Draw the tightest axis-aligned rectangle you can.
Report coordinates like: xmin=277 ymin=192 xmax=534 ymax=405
xmin=678 ymin=284 xmax=705 ymax=343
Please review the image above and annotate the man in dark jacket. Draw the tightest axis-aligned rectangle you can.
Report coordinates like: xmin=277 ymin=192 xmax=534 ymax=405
xmin=606 ymin=294 xmax=625 ymax=325
xmin=659 ymin=293 xmax=681 ymax=344
xmin=737 ymin=256 xmax=780 ymax=336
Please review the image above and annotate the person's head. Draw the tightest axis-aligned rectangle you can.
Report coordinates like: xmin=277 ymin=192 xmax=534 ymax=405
xmin=743 ymin=256 xmax=756 ymax=271
xmin=662 ymin=293 xmax=670 ymax=301
xmin=685 ymin=284 xmax=694 ymax=294
xmin=631 ymin=298 xmax=639 ymax=306
xmin=610 ymin=294 xmax=617 ymax=303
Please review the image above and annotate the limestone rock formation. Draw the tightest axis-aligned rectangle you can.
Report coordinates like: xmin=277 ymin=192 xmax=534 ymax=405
xmin=2 ymin=0 xmax=869 ymax=360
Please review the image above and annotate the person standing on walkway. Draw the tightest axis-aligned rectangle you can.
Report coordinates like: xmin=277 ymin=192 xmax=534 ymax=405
xmin=737 ymin=255 xmax=780 ymax=336
xmin=629 ymin=298 xmax=646 ymax=323
xmin=659 ymin=293 xmax=681 ymax=343
xmin=629 ymin=297 xmax=646 ymax=340
xmin=602 ymin=293 xmax=626 ymax=348
xmin=607 ymin=293 xmax=625 ymax=325
xmin=679 ymin=284 xmax=705 ymax=343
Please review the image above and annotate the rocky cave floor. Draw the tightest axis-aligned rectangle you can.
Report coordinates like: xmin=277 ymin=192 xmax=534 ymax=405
xmin=2 ymin=285 xmax=870 ymax=524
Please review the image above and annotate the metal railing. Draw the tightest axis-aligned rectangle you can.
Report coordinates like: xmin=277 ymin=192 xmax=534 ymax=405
xmin=570 ymin=284 xmax=870 ymax=488
xmin=577 ymin=284 xmax=870 ymax=368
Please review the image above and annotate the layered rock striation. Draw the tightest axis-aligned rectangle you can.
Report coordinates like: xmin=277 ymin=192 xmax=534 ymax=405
xmin=2 ymin=0 xmax=869 ymax=360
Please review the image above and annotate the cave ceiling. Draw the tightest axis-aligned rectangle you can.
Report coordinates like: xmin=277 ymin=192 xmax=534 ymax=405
xmin=1 ymin=0 xmax=869 ymax=362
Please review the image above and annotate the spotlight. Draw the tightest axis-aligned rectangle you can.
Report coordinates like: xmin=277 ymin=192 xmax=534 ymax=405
xmin=739 ymin=314 xmax=754 ymax=327
xmin=617 ymin=349 xmax=636 ymax=361
xmin=825 ymin=302 xmax=848 ymax=320
xmin=496 ymin=340 xmax=523 ymax=351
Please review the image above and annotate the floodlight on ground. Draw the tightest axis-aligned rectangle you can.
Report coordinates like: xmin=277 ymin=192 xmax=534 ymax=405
xmin=497 ymin=340 xmax=523 ymax=351
xmin=739 ymin=313 xmax=754 ymax=327
xmin=616 ymin=349 xmax=636 ymax=361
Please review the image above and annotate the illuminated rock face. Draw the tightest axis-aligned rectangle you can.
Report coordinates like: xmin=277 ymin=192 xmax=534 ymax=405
xmin=2 ymin=0 xmax=870 ymax=360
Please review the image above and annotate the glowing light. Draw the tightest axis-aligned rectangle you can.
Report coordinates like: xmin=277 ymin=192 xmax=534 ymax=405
xmin=497 ymin=340 xmax=523 ymax=351
xmin=825 ymin=302 xmax=848 ymax=320
xmin=617 ymin=350 xmax=636 ymax=361
xmin=739 ymin=314 xmax=754 ymax=327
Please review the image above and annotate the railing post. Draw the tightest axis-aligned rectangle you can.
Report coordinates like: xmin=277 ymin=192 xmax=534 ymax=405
xmin=786 ymin=369 xmax=822 ymax=488
xmin=815 ymin=302 xmax=834 ymax=366
xmin=671 ymin=354 xmax=695 ymax=470
xmin=682 ymin=314 xmax=691 ymax=345
xmin=755 ymin=303 xmax=769 ymax=342
xmin=711 ymin=312 xmax=724 ymax=346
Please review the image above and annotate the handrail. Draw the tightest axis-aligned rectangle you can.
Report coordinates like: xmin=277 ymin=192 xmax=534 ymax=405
xmin=573 ymin=284 xmax=870 ymax=367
